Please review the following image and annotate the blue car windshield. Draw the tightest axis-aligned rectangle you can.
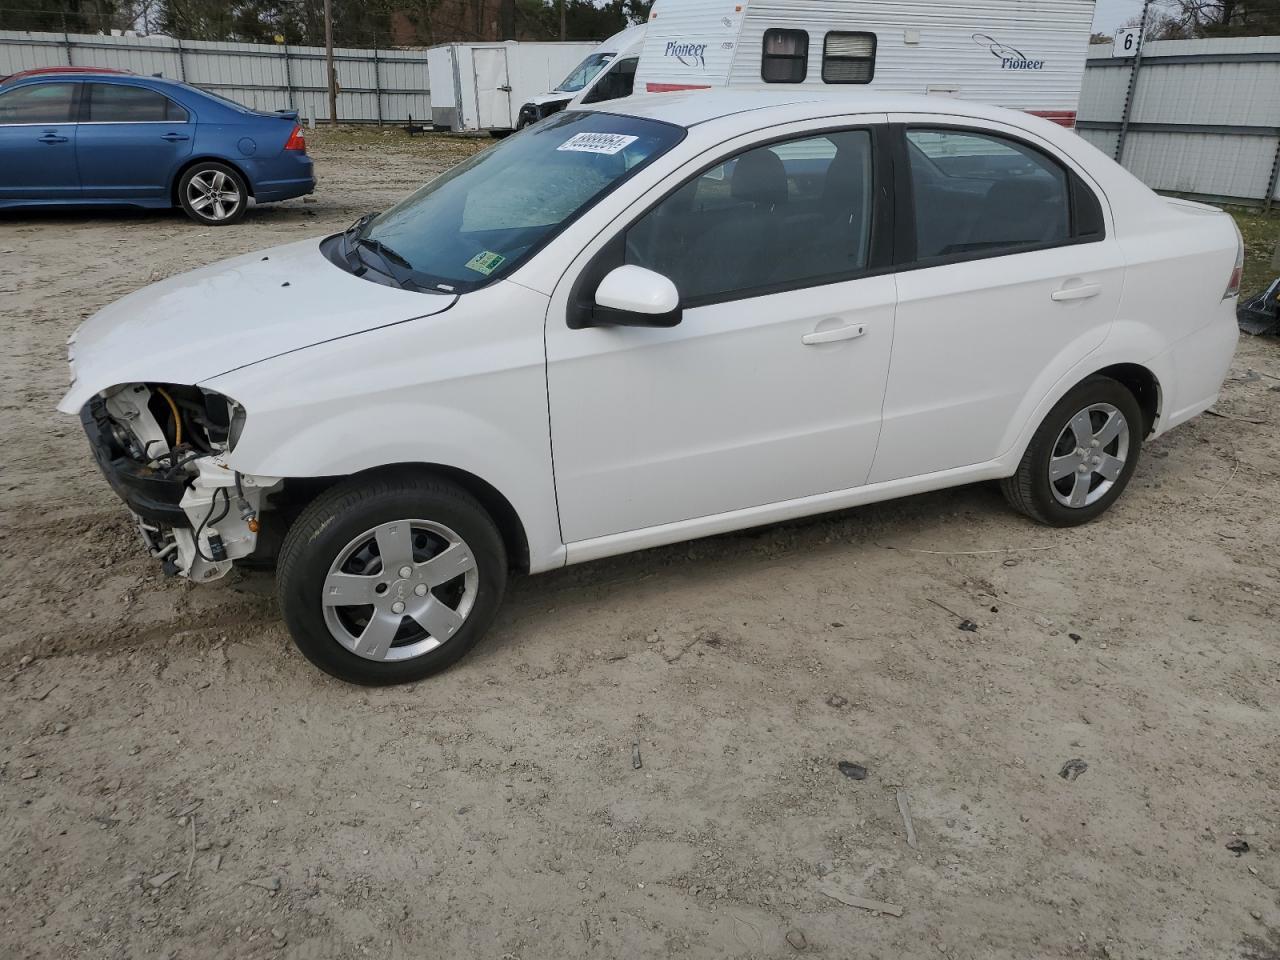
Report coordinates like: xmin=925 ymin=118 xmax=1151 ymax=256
xmin=362 ymin=111 xmax=684 ymax=293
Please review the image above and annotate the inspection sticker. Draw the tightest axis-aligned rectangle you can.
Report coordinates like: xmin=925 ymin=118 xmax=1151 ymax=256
xmin=464 ymin=250 xmax=506 ymax=275
xmin=557 ymin=132 xmax=639 ymax=155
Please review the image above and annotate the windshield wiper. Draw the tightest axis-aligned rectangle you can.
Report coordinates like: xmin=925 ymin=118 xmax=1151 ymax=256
xmin=354 ymin=236 xmax=420 ymax=290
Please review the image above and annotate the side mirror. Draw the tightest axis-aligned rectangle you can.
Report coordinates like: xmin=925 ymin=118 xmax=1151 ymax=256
xmin=591 ymin=265 xmax=682 ymax=327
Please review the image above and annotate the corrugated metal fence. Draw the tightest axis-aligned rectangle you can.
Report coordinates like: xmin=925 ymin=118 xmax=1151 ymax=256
xmin=1078 ymin=36 xmax=1280 ymax=207
xmin=0 ymin=30 xmax=431 ymax=124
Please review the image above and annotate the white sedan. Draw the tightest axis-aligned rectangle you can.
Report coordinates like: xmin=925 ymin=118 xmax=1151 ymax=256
xmin=60 ymin=91 xmax=1242 ymax=684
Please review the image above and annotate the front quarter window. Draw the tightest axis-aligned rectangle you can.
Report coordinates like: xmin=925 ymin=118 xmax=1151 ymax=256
xmin=361 ymin=111 xmax=684 ymax=292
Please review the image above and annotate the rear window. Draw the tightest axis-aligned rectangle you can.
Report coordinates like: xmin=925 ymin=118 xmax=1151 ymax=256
xmin=87 ymin=83 xmax=188 ymax=122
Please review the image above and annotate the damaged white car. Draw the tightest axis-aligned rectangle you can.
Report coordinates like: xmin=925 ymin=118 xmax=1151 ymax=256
xmin=61 ymin=92 xmax=1241 ymax=684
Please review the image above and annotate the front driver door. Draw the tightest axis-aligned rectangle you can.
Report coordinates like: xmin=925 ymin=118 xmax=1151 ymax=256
xmin=546 ymin=124 xmax=897 ymax=545
xmin=0 ymin=81 xmax=81 ymax=200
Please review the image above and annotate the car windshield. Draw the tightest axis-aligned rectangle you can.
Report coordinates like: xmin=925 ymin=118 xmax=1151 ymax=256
xmin=556 ymin=53 xmax=616 ymax=92
xmin=360 ymin=111 xmax=684 ymax=293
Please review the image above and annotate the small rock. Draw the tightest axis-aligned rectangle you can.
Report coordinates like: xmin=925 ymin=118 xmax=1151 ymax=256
xmin=53 ymin=722 xmax=69 ymax=734
xmin=958 ymin=619 xmax=978 ymax=632
xmin=247 ymin=876 xmax=282 ymax=893
xmin=1252 ymin=911 xmax=1263 ymax=921
xmin=1033 ymin=615 xmax=1054 ymax=630
xmin=18 ymin=655 xmax=32 ymax=668
xmin=1187 ymin=614 xmax=1203 ymax=622
xmin=1068 ymin=633 xmax=1082 ymax=642
xmin=786 ymin=928 xmax=808 ymax=951
xmin=1059 ymin=758 xmax=1088 ymax=781
xmin=411 ymin=801 xmax=423 ymax=810
xmin=837 ymin=761 xmax=867 ymax=780
xmin=148 ymin=871 xmax=178 ymax=889
xmin=19 ymin=768 xmax=38 ymax=780
xmin=825 ymin=694 xmax=848 ymax=709
xmin=1226 ymin=839 xmax=1250 ymax=856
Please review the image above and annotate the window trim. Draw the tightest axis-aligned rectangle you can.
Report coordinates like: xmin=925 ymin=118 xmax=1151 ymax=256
xmin=891 ymin=122 xmax=1107 ymax=271
xmin=0 ymin=79 xmax=82 ymax=126
xmin=568 ymin=123 xmax=894 ymax=327
xmin=822 ymin=31 xmax=877 ymax=85
xmin=79 ymin=81 xmax=192 ymax=125
xmin=761 ymin=28 xmax=810 ymax=84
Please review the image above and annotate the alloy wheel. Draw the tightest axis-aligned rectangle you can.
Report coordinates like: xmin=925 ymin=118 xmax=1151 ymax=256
xmin=321 ymin=519 xmax=479 ymax=662
xmin=1048 ymin=402 xmax=1130 ymax=508
xmin=186 ymin=170 xmax=242 ymax=221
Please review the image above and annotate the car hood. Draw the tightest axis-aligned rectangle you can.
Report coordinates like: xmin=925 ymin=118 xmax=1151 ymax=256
xmin=526 ymin=91 xmax=573 ymax=107
xmin=58 ymin=237 xmax=455 ymax=414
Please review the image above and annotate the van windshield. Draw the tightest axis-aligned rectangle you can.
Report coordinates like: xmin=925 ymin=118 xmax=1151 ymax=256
xmin=356 ymin=111 xmax=684 ymax=293
xmin=556 ymin=52 xmax=616 ymax=92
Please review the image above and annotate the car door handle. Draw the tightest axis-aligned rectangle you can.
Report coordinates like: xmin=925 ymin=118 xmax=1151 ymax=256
xmin=37 ymin=133 xmax=68 ymax=144
xmin=161 ymin=133 xmax=190 ymax=142
xmin=1051 ymin=282 xmax=1102 ymax=302
xmin=802 ymin=322 xmax=867 ymax=345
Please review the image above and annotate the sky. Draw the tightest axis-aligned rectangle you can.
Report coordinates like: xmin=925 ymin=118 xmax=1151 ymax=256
xmin=1092 ymin=0 xmax=1150 ymax=35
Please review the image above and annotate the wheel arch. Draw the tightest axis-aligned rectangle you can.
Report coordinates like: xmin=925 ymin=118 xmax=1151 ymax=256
xmin=275 ymin=462 xmax=531 ymax=575
xmin=169 ymin=155 xmax=255 ymax=206
xmin=1091 ymin=362 xmax=1161 ymax=437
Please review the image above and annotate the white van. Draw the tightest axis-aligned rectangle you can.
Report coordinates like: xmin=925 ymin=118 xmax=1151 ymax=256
xmin=566 ymin=0 xmax=1095 ymax=127
xmin=516 ymin=24 xmax=647 ymax=128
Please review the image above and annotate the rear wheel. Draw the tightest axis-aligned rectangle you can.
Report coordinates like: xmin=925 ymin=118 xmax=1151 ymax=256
xmin=1001 ymin=376 xmax=1144 ymax=526
xmin=277 ymin=473 xmax=507 ymax=684
xmin=177 ymin=161 xmax=248 ymax=226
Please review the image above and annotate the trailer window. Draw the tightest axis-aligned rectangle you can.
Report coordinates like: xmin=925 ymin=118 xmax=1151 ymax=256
xmin=762 ymin=29 xmax=809 ymax=83
xmin=823 ymin=32 xmax=876 ymax=84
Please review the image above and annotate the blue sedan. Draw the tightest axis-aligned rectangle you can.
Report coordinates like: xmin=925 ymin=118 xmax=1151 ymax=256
xmin=0 ymin=72 xmax=315 ymax=225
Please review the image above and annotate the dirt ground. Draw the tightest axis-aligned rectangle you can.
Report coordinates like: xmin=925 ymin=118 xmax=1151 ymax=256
xmin=2 ymin=126 xmax=1279 ymax=960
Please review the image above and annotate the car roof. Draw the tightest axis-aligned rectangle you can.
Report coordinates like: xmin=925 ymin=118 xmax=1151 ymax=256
xmin=1 ymin=65 xmax=132 ymax=85
xmin=583 ymin=88 xmax=1037 ymax=130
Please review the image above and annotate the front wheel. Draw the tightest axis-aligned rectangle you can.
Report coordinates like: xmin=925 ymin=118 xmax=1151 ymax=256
xmin=177 ymin=161 xmax=248 ymax=225
xmin=277 ymin=473 xmax=507 ymax=684
xmin=1001 ymin=375 xmax=1145 ymax=526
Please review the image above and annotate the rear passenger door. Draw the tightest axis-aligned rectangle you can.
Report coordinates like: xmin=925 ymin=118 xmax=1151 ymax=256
xmin=546 ymin=123 xmax=897 ymax=544
xmin=869 ymin=118 xmax=1123 ymax=484
xmin=0 ymin=81 xmax=81 ymax=199
xmin=77 ymin=82 xmax=193 ymax=200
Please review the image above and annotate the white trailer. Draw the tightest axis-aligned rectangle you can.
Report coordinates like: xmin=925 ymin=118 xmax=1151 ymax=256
xmin=574 ymin=0 xmax=1094 ymax=126
xmin=426 ymin=40 xmax=596 ymax=133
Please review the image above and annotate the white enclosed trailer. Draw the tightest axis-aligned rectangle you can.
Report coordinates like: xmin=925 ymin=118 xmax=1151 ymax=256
xmin=426 ymin=40 xmax=596 ymax=133
xmin=576 ymin=0 xmax=1094 ymax=126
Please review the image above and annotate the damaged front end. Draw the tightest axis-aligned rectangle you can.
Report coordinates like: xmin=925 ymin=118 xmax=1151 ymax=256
xmin=80 ymin=382 xmax=281 ymax=582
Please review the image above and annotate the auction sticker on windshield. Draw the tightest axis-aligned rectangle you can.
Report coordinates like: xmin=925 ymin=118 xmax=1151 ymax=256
xmin=557 ymin=132 xmax=639 ymax=155
xmin=465 ymin=250 xmax=506 ymax=275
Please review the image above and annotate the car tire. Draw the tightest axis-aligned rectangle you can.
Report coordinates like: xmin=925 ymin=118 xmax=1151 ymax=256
xmin=177 ymin=161 xmax=249 ymax=226
xmin=1001 ymin=375 xmax=1145 ymax=527
xmin=277 ymin=471 xmax=508 ymax=685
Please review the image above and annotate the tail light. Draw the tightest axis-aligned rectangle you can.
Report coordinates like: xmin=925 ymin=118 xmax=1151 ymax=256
xmin=1224 ymin=220 xmax=1244 ymax=299
xmin=284 ymin=125 xmax=306 ymax=152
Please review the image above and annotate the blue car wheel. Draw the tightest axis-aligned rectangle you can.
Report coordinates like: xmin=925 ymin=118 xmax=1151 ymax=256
xmin=178 ymin=160 xmax=248 ymax=226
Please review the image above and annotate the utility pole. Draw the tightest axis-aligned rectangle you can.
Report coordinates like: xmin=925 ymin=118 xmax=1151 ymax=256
xmin=324 ymin=0 xmax=337 ymax=125
xmin=559 ymin=0 xmax=566 ymax=40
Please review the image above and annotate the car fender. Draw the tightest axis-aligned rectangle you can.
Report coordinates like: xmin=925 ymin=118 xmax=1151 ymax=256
xmin=203 ymin=281 xmax=567 ymax=573
xmin=996 ymin=317 xmax=1170 ymax=469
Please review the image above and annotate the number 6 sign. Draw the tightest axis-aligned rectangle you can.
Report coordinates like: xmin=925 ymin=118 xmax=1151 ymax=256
xmin=1114 ymin=27 xmax=1141 ymax=58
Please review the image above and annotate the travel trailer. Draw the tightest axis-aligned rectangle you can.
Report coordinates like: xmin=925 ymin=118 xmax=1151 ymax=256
xmin=426 ymin=40 xmax=596 ymax=133
xmin=555 ymin=0 xmax=1094 ymax=127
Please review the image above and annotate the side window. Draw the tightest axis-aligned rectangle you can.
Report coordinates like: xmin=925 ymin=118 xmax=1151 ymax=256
xmin=581 ymin=57 xmax=638 ymax=104
xmin=87 ymin=83 xmax=188 ymax=123
xmin=905 ymin=128 xmax=1071 ymax=259
xmin=625 ymin=129 xmax=874 ymax=303
xmin=0 ymin=83 xmax=76 ymax=124
xmin=823 ymin=32 xmax=876 ymax=84
xmin=762 ymin=29 xmax=809 ymax=83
